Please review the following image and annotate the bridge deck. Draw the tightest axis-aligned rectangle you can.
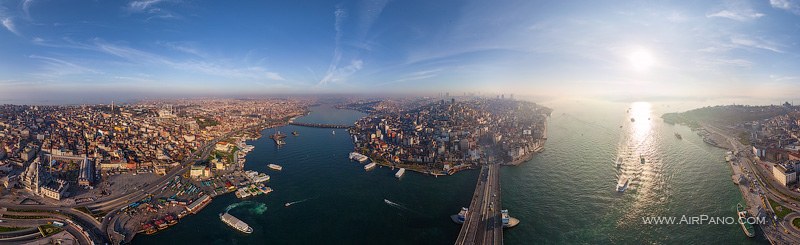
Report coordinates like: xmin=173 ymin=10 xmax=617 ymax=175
xmin=455 ymin=164 xmax=502 ymax=245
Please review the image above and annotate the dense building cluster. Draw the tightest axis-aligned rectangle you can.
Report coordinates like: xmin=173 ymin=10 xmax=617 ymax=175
xmin=0 ymin=98 xmax=310 ymax=200
xmin=351 ymin=98 xmax=550 ymax=174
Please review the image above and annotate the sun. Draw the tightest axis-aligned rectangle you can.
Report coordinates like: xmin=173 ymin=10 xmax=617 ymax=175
xmin=628 ymin=48 xmax=655 ymax=72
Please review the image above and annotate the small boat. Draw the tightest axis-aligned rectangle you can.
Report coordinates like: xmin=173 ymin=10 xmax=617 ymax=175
xmin=630 ymin=118 xmax=635 ymax=122
xmin=332 ymin=130 xmax=336 ymax=135
xmin=617 ymin=177 xmax=629 ymax=192
xmin=674 ymin=133 xmax=682 ymax=140
xmin=616 ymin=157 xmax=622 ymax=168
xmin=639 ymin=155 xmax=645 ymax=164
xmin=292 ymin=131 xmax=299 ymax=136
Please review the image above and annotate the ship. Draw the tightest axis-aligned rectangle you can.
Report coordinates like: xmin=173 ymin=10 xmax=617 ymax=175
xmin=630 ymin=118 xmax=635 ymax=122
xmin=332 ymin=130 xmax=336 ymax=135
xmin=737 ymin=203 xmax=755 ymax=238
xmin=292 ymin=131 xmax=299 ymax=136
xmin=268 ymin=164 xmax=283 ymax=171
xmin=725 ymin=151 xmax=735 ymax=162
xmin=616 ymin=177 xmax=629 ymax=192
xmin=220 ymin=212 xmax=253 ymax=234
xmin=501 ymin=209 xmax=520 ymax=228
xmin=270 ymin=131 xmax=287 ymax=146
xmin=395 ymin=168 xmax=406 ymax=178
xmin=640 ymin=155 xmax=645 ymax=164
xmin=450 ymin=207 xmax=468 ymax=224
xmin=616 ymin=157 xmax=622 ymax=168
xmin=674 ymin=133 xmax=682 ymax=140
xmin=364 ymin=162 xmax=377 ymax=170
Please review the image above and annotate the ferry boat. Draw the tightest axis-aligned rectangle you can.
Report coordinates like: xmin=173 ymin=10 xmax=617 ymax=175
xmin=616 ymin=157 xmax=622 ymax=168
xmin=616 ymin=177 xmax=629 ymax=192
xmin=450 ymin=207 xmax=468 ymax=224
xmin=220 ymin=212 xmax=253 ymax=234
xmin=395 ymin=168 xmax=406 ymax=178
xmin=501 ymin=209 xmax=520 ymax=228
xmin=364 ymin=162 xmax=376 ymax=170
xmin=737 ymin=203 xmax=755 ymax=238
xmin=674 ymin=132 xmax=682 ymax=140
xmin=268 ymin=164 xmax=283 ymax=171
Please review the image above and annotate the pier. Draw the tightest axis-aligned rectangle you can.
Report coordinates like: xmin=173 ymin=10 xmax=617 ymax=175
xmin=455 ymin=164 xmax=503 ymax=245
xmin=288 ymin=122 xmax=351 ymax=129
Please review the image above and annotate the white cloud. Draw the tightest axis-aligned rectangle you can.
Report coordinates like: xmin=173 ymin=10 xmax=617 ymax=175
xmin=770 ymin=0 xmax=800 ymax=14
xmin=706 ymin=9 xmax=764 ymax=21
xmin=2 ymin=18 xmax=21 ymax=36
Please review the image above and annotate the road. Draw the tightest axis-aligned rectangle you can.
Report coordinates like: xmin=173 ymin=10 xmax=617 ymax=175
xmin=704 ymin=123 xmax=800 ymax=244
xmin=455 ymin=164 xmax=503 ymax=245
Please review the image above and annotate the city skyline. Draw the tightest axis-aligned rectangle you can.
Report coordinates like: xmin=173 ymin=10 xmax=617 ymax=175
xmin=2 ymin=0 xmax=800 ymax=103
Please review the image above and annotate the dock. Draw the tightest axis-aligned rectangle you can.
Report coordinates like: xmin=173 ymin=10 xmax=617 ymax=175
xmin=455 ymin=164 xmax=504 ymax=245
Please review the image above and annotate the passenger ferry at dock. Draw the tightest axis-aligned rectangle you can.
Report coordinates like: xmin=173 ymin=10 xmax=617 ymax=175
xmin=220 ymin=212 xmax=253 ymax=234
xmin=364 ymin=162 xmax=377 ymax=170
xmin=737 ymin=203 xmax=755 ymax=238
xmin=451 ymin=207 xmax=468 ymax=224
xmin=268 ymin=164 xmax=283 ymax=171
xmin=395 ymin=168 xmax=406 ymax=178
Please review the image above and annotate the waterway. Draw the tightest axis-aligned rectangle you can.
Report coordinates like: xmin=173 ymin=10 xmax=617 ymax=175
xmin=135 ymin=100 xmax=768 ymax=244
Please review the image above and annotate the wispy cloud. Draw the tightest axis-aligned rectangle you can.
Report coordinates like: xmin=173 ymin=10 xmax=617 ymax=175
xmin=90 ymin=39 xmax=285 ymax=81
xmin=157 ymin=41 xmax=204 ymax=57
xmin=2 ymin=17 xmax=21 ymax=36
xmin=29 ymin=55 xmax=99 ymax=76
xmin=770 ymin=0 xmax=800 ymax=14
xmin=706 ymin=10 xmax=764 ymax=21
xmin=127 ymin=0 xmax=164 ymax=12
xmin=706 ymin=1 xmax=765 ymax=22
xmin=731 ymin=36 xmax=784 ymax=53
xmin=375 ymin=68 xmax=442 ymax=86
xmin=21 ymin=0 xmax=35 ymax=19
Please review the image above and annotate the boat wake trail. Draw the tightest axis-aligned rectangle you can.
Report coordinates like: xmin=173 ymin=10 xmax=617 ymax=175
xmin=285 ymin=196 xmax=318 ymax=207
xmin=384 ymin=199 xmax=420 ymax=214
xmin=224 ymin=201 xmax=268 ymax=215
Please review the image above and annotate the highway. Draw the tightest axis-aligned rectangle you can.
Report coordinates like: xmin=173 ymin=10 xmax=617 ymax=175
xmin=455 ymin=164 xmax=503 ymax=245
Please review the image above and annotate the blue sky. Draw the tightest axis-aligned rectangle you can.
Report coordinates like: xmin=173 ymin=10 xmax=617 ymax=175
xmin=2 ymin=0 xmax=800 ymax=103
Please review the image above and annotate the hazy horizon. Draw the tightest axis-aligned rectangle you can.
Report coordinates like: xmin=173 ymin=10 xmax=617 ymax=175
xmin=3 ymin=0 xmax=800 ymax=102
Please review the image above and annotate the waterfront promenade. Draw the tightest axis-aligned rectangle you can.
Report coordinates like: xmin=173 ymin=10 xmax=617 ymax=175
xmin=455 ymin=164 xmax=503 ymax=245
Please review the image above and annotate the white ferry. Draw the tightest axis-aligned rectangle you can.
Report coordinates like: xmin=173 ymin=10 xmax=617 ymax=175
xmin=364 ymin=162 xmax=376 ymax=170
xmin=268 ymin=164 xmax=283 ymax=171
xmin=220 ymin=212 xmax=253 ymax=234
xmin=395 ymin=168 xmax=406 ymax=178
